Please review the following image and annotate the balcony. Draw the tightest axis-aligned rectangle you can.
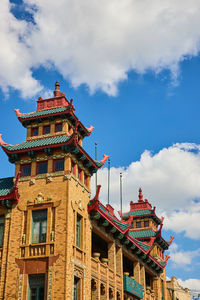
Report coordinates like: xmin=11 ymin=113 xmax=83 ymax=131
xmin=123 ymin=275 xmax=143 ymax=299
xmin=73 ymin=245 xmax=86 ymax=262
xmin=91 ymin=257 xmax=121 ymax=290
xmin=20 ymin=242 xmax=54 ymax=258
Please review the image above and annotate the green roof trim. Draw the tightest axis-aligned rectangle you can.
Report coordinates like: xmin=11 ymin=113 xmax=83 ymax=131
xmin=95 ymin=161 xmax=104 ymax=167
xmin=3 ymin=135 xmax=70 ymax=152
xmin=0 ymin=177 xmax=14 ymax=196
xmin=122 ymin=209 xmax=153 ymax=217
xmin=159 ymin=261 xmax=166 ymax=267
xmin=19 ymin=107 xmax=68 ymax=119
xmin=99 ymin=204 xmax=129 ymax=231
xmin=136 ymin=240 xmax=151 ymax=251
xmin=129 ymin=229 xmax=157 ymax=238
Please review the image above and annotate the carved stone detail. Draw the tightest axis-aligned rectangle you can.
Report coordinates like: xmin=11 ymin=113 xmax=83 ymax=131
xmin=29 ymin=178 xmax=35 ymax=186
xmin=74 ymin=267 xmax=83 ymax=278
xmin=64 ymin=174 xmax=71 ymax=180
xmin=46 ymin=174 xmax=52 ymax=183
xmin=34 ymin=192 xmax=44 ymax=204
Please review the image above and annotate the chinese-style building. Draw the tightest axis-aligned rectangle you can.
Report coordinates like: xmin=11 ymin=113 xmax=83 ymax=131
xmin=0 ymin=82 xmax=173 ymax=300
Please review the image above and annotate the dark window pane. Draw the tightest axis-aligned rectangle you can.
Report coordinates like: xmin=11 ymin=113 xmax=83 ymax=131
xmin=55 ymin=123 xmax=62 ymax=132
xmin=43 ymin=126 xmax=50 ymax=134
xmin=78 ymin=168 xmax=82 ymax=181
xmin=29 ymin=274 xmax=45 ymax=300
xmin=144 ymin=221 xmax=149 ymax=227
xmin=71 ymin=161 xmax=76 ymax=175
xmin=84 ymin=174 xmax=87 ymax=186
xmin=74 ymin=277 xmax=80 ymax=300
xmin=0 ymin=216 xmax=4 ymax=248
xmin=136 ymin=221 xmax=141 ymax=228
xmin=32 ymin=210 xmax=47 ymax=244
xmin=32 ymin=128 xmax=38 ymax=136
xmin=76 ymin=214 xmax=81 ymax=248
xmin=54 ymin=159 xmax=64 ymax=172
xmin=21 ymin=164 xmax=31 ymax=176
xmin=37 ymin=162 xmax=48 ymax=174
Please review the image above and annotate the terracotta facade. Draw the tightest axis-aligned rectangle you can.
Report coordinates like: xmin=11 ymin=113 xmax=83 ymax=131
xmin=0 ymin=82 xmax=172 ymax=299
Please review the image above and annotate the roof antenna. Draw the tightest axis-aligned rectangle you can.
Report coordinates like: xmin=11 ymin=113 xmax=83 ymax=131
xmin=95 ymin=142 xmax=98 ymax=191
xmin=108 ymin=158 xmax=110 ymax=204
xmin=120 ymin=172 xmax=123 ymax=216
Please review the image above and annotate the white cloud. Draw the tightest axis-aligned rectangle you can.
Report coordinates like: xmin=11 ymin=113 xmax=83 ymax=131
xmin=1 ymin=0 xmax=200 ymax=97
xmin=0 ymin=0 xmax=42 ymax=97
xmin=178 ymin=278 xmax=200 ymax=293
xmin=92 ymin=143 xmax=200 ymax=239
xmin=164 ymin=202 xmax=200 ymax=239
xmin=169 ymin=243 xmax=200 ymax=267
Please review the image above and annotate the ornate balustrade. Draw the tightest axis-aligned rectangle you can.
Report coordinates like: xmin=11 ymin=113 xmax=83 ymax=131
xmin=20 ymin=242 xmax=54 ymax=258
xmin=91 ymin=257 xmax=122 ymax=290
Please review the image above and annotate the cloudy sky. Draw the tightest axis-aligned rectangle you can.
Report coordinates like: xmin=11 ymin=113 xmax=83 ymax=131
xmin=1 ymin=0 xmax=200 ymax=295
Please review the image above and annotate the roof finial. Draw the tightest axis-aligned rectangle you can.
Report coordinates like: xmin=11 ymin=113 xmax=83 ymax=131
xmin=54 ymin=80 xmax=60 ymax=97
xmin=138 ymin=187 xmax=143 ymax=202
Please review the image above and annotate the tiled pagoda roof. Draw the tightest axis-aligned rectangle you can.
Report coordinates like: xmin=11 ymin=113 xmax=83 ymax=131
xmin=0 ymin=82 xmax=109 ymax=171
xmin=122 ymin=209 xmax=153 ymax=217
xmin=135 ymin=240 xmax=151 ymax=252
xmin=17 ymin=107 xmax=69 ymax=119
xmin=0 ymin=132 xmax=108 ymax=173
xmin=129 ymin=229 xmax=157 ymax=238
xmin=88 ymin=185 xmax=173 ymax=273
xmin=121 ymin=188 xmax=162 ymax=224
xmin=14 ymin=82 xmax=94 ymax=137
xmin=0 ymin=173 xmax=20 ymax=206
xmin=0 ymin=177 xmax=14 ymax=196
xmin=2 ymin=135 xmax=70 ymax=152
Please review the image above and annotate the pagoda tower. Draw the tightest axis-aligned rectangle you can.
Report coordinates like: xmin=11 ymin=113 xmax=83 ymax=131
xmin=120 ymin=188 xmax=173 ymax=272
xmin=0 ymin=82 xmax=108 ymax=299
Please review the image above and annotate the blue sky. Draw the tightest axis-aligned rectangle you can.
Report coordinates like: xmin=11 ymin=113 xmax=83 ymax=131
xmin=1 ymin=0 xmax=200 ymax=295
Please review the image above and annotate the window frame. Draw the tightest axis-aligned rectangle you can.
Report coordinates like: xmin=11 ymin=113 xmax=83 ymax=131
xmin=84 ymin=174 xmax=88 ymax=187
xmin=71 ymin=160 xmax=76 ymax=175
xmin=55 ymin=123 xmax=62 ymax=133
xmin=53 ymin=159 xmax=64 ymax=172
xmin=0 ymin=216 xmax=5 ymax=248
xmin=31 ymin=127 xmax=39 ymax=137
xmin=74 ymin=276 xmax=81 ymax=300
xmin=76 ymin=214 xmax=82 ymax=248
xmin=21 ymin=163 xmax=31 ymax=177
xmin=78 ymin=167 xmax=82 ymax=182
xmin=31 ymin=209 xmax=47 ymax=244
xmin=136 ymin=221 xmax=141 ymax=228
xmin=144 ymin=220 xmax=149 ymax=227
xmin=43 ymin=125 xmax=50 ymax=135
xmin=37 ymin=161 xmax=48 ymax=175
xmin=28 ymin=274 xmax=45 ymax=300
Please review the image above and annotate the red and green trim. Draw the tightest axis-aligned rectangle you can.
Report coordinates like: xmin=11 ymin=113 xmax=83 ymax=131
xmin=88 ymin=185 xmax=168 ymax=273
xmin=0 ymin=172 xmax=20 ymax=208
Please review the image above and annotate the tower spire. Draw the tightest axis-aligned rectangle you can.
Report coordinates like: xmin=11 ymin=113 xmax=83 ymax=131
xmin=54 ymin=80 xmax=60 ymax=97
xmin=138 ymin=187 xmax=143 ymax=202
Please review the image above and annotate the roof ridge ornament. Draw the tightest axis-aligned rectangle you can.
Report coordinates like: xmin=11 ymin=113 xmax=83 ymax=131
xmin=167 ymin=236 xmax=174 ymax=245
xmin=54 ymin=80 xmax=60 ymax=97
xmin=94 ymin=185 xmax=101 ymax=201
xmin=99 ymin=154 xmax=110 ymax=164
xmin=14 ymin=109 xmax=21 ymax=117
xmin=0 ymin=134 xmax=6 ymax=146
xmin=138 ymin=187 xmax=143 ymax=202
xmin=86 ymin=125 xmax=95 ymax=133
